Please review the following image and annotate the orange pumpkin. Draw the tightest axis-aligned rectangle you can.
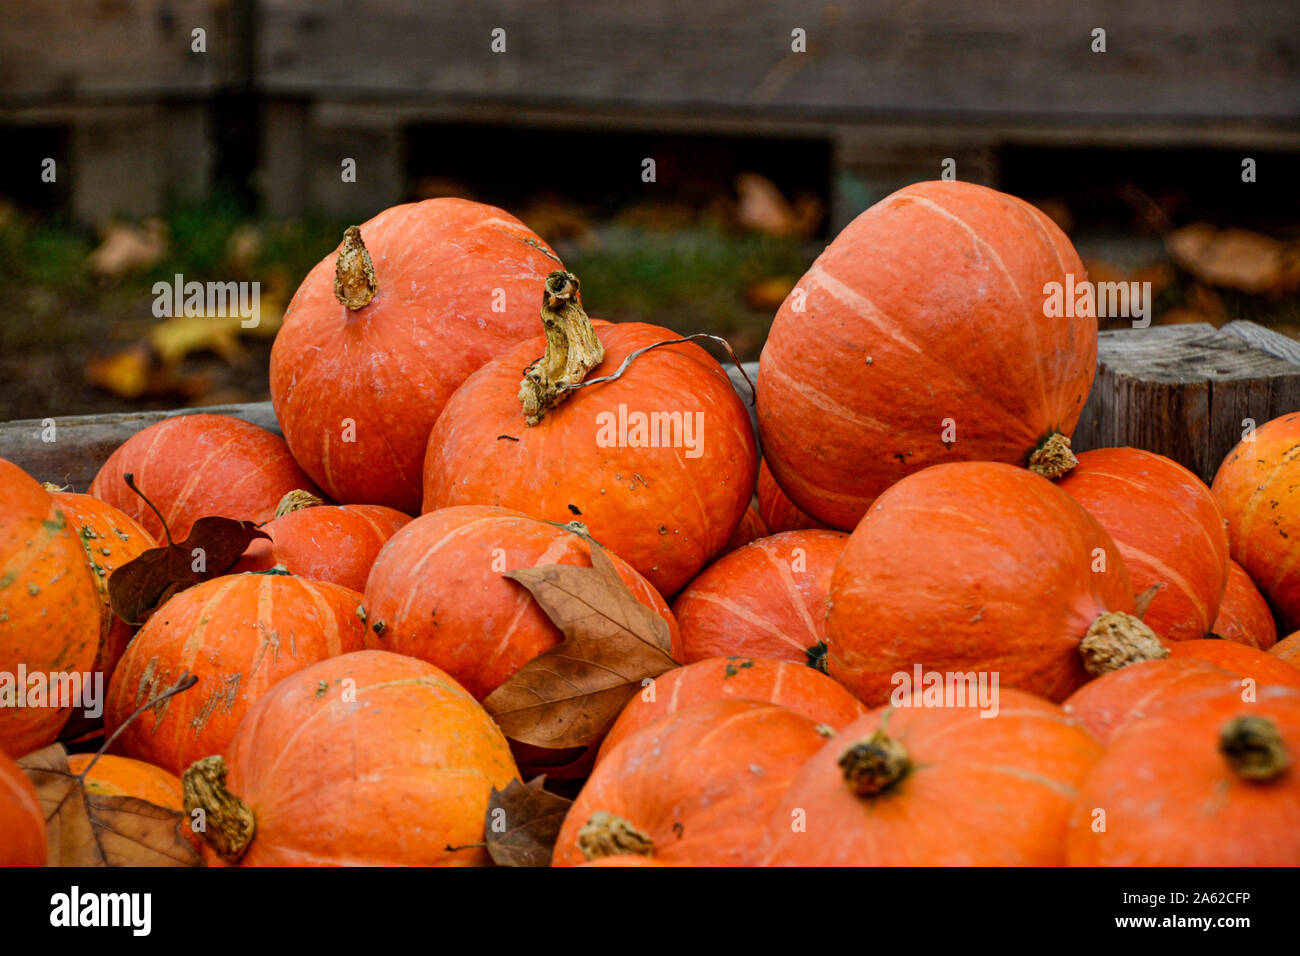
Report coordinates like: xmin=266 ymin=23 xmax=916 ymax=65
xmin=0 ymin=750 xmax=46 ymax=865
xmin=595 ymin=656 xmax=863 ymax=764
xmin=720 ymin=503 xmax=769 ymax=555
xmin=363 ymin=505 xmax=681 ymax=700
xmin=423 ymin=273 xmax=758 ymax=596
xmin=763 ymin=689 xmax=1102 ymax=865
xmin=827 ymin=462 xmax=1162 ymax=707
xmin=673 ymin=530 xmax=847 ymax=665
xmin=1062 ymin=658 xmax=1241 ymax=745
xmin=1168 ymin=639 xmax=1300 ymax=691
xmin=1212 ymin=411 xmax=1300 ymax=632
xmin=0 ymin=459 xmax=101 ymax=757
xmin=1056 ymin=447 xmax=1229 ymax=643
xmin=1272 ymin=632 xmax=1300 ymax=668
xmin=104 ymin=573 xmax=367 ymax=776
xmin=89 ymin=414 xmax=319 ymax=542
xmin=1212 ymin=560 xmax=1277 ymax=649
xmin=270 ymin=200 xmax=562 ymax=512
xmin=66 ymin=752 xmax=200 ymax=852
xmin=232 ymin=491 xmax=410 ymax=592
xmin=758 ymin=180 xmax=1095 ymax=530
xmin=1066 ymin=685 xmax=1300 ymax=865
xmin=184 ymin=650 xmax=519 ymax=866
xmin=756 ymin=459 xmax=827 ymax=533
xmin=552 ymin=700 xmax=826 ymax=866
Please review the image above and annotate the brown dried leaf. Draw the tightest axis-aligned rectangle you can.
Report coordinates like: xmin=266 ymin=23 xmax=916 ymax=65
xmin=1134 ymin=583 xmax=1162 ymax=620
xmin=485 ymin=777 xmax=574 ymax=867
xmin=1166 ymin=223 xmax=1286 ymax=294
xmin=108 ymin=516 xmax=269 ymax=625
xmin=484 ymin=542 xmax=676 ymax=758
xmin=18 ymin=744 xmax=200 ymax=867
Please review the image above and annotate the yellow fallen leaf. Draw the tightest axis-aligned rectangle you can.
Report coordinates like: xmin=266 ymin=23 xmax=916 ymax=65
xmin=86 ymin=345 xmax=152 ymax=399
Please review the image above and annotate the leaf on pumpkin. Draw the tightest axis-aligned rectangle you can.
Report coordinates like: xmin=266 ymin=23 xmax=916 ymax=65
xmin=484 ymin=776 xmax=573 ymax=867
xmin=18 ymin=744 xmax=200 ymax=867
xmin=484 ymin=541 xmax=677 ymax=759
xmin=108 ymin=516 xmax=269 ymax=625
xmin=1134 ymin=583 xmax=1162 ymax=620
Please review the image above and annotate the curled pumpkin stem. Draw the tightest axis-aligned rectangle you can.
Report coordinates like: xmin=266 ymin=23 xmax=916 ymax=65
xmin=1078 ymin=611 xmax=1168 ymax=677
xmin=839 ymin=729 xmax=910 ymax=796
xmin=334 ymin=225 xmax=377 ymax=310
xmin=519 ymin=271 xmax=605 ymax=425
xmin=1220 ymin=715 xmax=1289 ymax=782
xmin=275 ymin=489 xmax=324 ymax=518
xmin=576 ymin=810 xmax=654 ymax=860
xmin=1027 ymin=431 xmax=1078 ymax=479
xmin=182 ymin=755 xmax=256 ymax=863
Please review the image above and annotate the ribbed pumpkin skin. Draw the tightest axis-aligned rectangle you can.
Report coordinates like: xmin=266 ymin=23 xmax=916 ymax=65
xmin=233 ymin=503 xmax=410 ymax=592
xmin=0 ymin=750 xmax=46 ymax=865
xmin=1272 ymin=632 xmax=1300 ymax=667
xmin=0 ymin=459 xmax=101 ymax=757
xmin=104 ymin=574 xmax=367 ymax=776
xmin=827 ymin=462 xmax=1138 ymax=707
xmin=270 ymin=199 xmax=561 ymax=512
xmin=673 ymin=530 xmax=848 ymax=664
xmin=49 ymin=492 xmax=156 ymax=703
xmin=595 ymin=656 xmax=864 ymax=764
xmin=423 ymin=322 xmax=758 ymax=596
xmin=1062 ymin=658 xmax=1241 ymax=745
xmin=1168 ymin=639 xmax=1300 ymax=691
xmin=758 ymin=180 xmax=1095 ymax=530
xmin=553 ymin=700 xmax=826 ymax=866
xmin=1212 ymin=412 xmax=1300 ymax=632
xmin=206 ymin=650 xmax=519 ymax=866
xmin=757 ymin=459 xmax=827 ymax=533
xmin=1066 ymin=686 xmax=1300 ymax=865
xmin=763 ymin=689 xmax=1102 ymax=865
xmin=1057 ymin=448 xmax=1229 ymax=643
xmin=1213 ymin=560 xmax=1277 ymax=649
xmin=363 ymin=506 xmax=681 ymax=700
xmin=89 ymin=414 xmax=319 ymax=542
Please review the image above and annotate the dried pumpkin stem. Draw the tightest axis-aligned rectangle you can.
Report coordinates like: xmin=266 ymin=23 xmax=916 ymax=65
xmin=576 ymin=810 xmax=654 ymax=860
xmin=275 ymin=489 xmax=324 ymax=518
xmin=518 ymin=271 xmax=605 ymax=425
xmin=334 ymin=225 xmax=377 ymax=310
xmin=840 ymin=730 xmax=910 ymax=796
xmin=1220 ymin=715 xmax=1290 ymax=782
xmin=183 ymin=755 xmax=256 ymax=863
xmin=1027 ymin=431 xmax=1078 ymax=479
xmin=1078 ymin=611 xmax=1168 ymax=677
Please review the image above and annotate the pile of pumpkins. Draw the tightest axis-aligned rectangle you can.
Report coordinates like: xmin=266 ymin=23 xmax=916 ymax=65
xmin=3 ymin=182 xmax=1299 ymax=867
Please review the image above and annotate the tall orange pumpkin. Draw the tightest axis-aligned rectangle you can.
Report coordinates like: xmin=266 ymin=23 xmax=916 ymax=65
xmin=423 ymin=272 xmax=758 ymax=596
xmin=1168 ymin=639 xmax=1300 ymax=691
xmin=762 ymin=689 xmax=1102 ymax=865
xmin=183 ymin=650 xmax=519 ymax=866
xmin=1066 ymin=685 xmax=1300 ymax=865
xmin=1212 ymin=412 xmax=1300 ymax=632
xmin=672 ymin=529 xmax=847 ymax=665
xmin=552 ymin=700 xmax=826 ymax=866
xmin=758 ymin=180 xmax=1095 ymax=530
xmin=1212 ymin=560 xmax=1277 ymax=650
xmin=0 ymin=459 xmax=101 ymax=757
xmin=1056 ymin=447 xmax=1229 ymax=643
xmin=363 ymin=505 xmax=681 ymax=700
xmin=756 ymin=459 xmax=827 ymax=533
xmin=1062 ymin=658 xmax=1241 ymax=745
xmin=89 ymin=414 xmax=319 ymax=542
xmin=827 ymin=462 xmax=1164 ymax=707
xmin=270 ymin=199 xmax=562 ymax=512
xmin=0 ymin=750 xmax=46 ymax=865
xmin=104 ymin=573 xmax=367 ymax=776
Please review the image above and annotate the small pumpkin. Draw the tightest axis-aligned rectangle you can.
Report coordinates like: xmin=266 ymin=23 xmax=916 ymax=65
xmin=363 ymin=505 xmax=681 ymax=700
xmin=720 ymin=502 xmax=769 ymax=555
xmin=104 ymin=573 xmax=367 ymax=776
xmin=762 ymin=689 xmax=1102 ymax=865
xmin=89 ymin=414 xmax=319 ymax=542
xmin=1272 ymin=632 xmax=1300 ymax=668
xmin=1212 ymin=411 xmax=1300 ymax=632
xmin=1168 ymin=639 xmax=1300 ymax=691
xmin=232 ymin=490 xmax=410 ymax=592
xmin=595 ymin=656 xmax=864 ymax=764
xmin=552 ymin=700 xmax=826 ymax=866
xmin=1062 ymin=658 xmax=1241 ymax=745
xmin=756 ymin=459 xmax=827 ymax=533
xmin=672 ymin=530 xmax=847 ymax=665
xmin=0 ymin=459 xmax=101 ymax=757
xmin=422 ymin=271 xmax=758 ymax=596
xmin=0 ymin=750 xmax=46 ymax=865
xmin=270 ymin=200 xmax=563 ymax=512
xmin=66 ymin=752 xmax=200 ymax=851
xmin=1066 ymin=685 xmax=1300 ymax=865
xmin=1212 ymin=560 xmax=1277 ymax=650
xmin=1056 ymin=447 xmax=1229 ymax=643
xmin=827 ymin=462 xmax=1165 ymax=707
xmin=758 ymin=180 xmax=1095 ymax=529
xmin=183 ymin=650 xmax=519 ymax=866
